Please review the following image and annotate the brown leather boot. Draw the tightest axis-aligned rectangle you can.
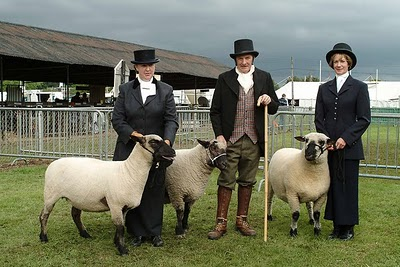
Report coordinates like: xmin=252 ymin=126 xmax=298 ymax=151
xmin=207 ymin=186 xmax=232 ymax=240
xmin=236 ymin=185 xmax=256 ymax=236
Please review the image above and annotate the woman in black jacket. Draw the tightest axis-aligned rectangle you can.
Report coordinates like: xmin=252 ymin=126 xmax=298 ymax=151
xmin=315 ymin=43 xmax=371 ymax=240
xmin=112 ymin=49 xmax=178 ymax=247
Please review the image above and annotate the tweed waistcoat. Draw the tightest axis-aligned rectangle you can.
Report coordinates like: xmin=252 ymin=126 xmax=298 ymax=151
xmin=229 ymin=86 xmax=258 ymax=144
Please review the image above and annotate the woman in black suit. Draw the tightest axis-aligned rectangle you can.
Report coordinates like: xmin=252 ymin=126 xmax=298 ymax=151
xmin=112 ymin=49 xmax=178 ymax=247
xmin=315 ymin=43 xmax=371 ymax=240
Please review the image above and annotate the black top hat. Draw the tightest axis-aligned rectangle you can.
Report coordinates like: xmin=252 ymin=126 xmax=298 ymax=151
xmin=326 ymin=43 xmax=357 ymax=70
xmin=229 ymin=39 xmax=259 ymax=59
xmin=131 ymin=49 xmax=160 ymax=64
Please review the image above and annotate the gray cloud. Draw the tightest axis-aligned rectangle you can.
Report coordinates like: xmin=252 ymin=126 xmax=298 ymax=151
xmin=1 ymin=0 xmax=400 ymax=83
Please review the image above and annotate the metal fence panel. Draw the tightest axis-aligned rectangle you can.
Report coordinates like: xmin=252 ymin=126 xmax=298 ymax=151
xmin=0 ymin=107 xmax=399 ymax=180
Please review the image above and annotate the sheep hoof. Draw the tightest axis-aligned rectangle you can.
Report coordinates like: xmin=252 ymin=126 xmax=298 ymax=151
xmin=79 ymin=230 xmax=91 ymax=238
xmin=267 ymin=215 xmax=273 ymax=221
xmin=117 ymin=246 xmax=129 ymax=256
xmin=309 ymin=219 xmax=315 ymax=225
xmin=39 ymin=233 xmax=48 ymax=242
xmin=290 ymin=228 xmax=297 ymax=237
xmin=176 ymin=234 xmax=186 ymax=239
xmin=314 ymin=228 xmax=321 ymax=236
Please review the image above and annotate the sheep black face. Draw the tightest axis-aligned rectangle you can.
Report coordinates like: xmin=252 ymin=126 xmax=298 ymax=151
xmin=198 ymin=139 xmax=227 ymax=170
xmin=295 ymin=133 xmax=334 ymax=162
xmin=132 ymin=133 xmax=176 ymax=166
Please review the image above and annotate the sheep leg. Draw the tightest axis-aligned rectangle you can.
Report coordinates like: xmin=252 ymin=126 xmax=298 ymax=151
xmin=71 ymin=206 xmax=91 ymax=238
xmin=306 ymin=202 xmax=314 ymax=225
xmin=110 ymin=207 xmax=128 ymax=256
xmin=288 ymin=197 xmax=300 ymax=237
xmin=182 ymin=202 xmax=192 ymax=232
xmin=113 ymin=225 xmax=128 ymax=255
xmin=175 ymin=208 xmax=185 ymax=238
xmin=266 ymin=185 xmax=275 ymax=221
xmin=311 ymin=195 xmax=327 ymax=236
xmin=39 ymin=204 xmax=54 ymax=242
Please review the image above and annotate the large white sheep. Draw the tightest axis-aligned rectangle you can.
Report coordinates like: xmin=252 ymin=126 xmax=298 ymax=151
xmin=39 ymin=132 xmax=176 ymax=255
xmin=165 ymin=139 xmax=227 ymax=238
xmin=267 ymin=132 xmax=334 ymax=237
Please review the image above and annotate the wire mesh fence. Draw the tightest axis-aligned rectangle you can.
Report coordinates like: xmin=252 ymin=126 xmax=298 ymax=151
xmin=0 ymin=107 xmax=399 ymax=179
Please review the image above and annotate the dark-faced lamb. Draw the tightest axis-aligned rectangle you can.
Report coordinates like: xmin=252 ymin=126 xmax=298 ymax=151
xmin=39 ymin=132 xmax=176 ymax=255
xmin=267 ymin=132 xmax=334 ymax=237
xmin=165 ymin=139 xmax=227 ymax=238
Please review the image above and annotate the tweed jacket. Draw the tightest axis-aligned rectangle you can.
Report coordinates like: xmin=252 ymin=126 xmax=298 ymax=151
xmin=112 ymin=77 xmax=179 ymax=161
xmin=210 ymin=67 xmax=279 ymax=150
xmin=315 ymin=75 xmax=371 ymax=160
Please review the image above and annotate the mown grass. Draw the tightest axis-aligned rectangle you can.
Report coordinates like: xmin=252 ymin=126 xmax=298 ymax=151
xmin=0 ymin=164 xmax=399 ymax=267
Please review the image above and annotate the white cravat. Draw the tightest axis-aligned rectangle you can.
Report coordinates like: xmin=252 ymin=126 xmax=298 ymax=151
xmin=336 ymin=72 xmax=349 ymax=92
xmin=138 ymin=77 xmax=156 ymax=103
xmin=236 ymin=65 xmax=255 ymax=93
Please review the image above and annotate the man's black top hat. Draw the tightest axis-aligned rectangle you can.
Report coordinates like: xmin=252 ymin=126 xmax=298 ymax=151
xmin=131 ymin=49 xmax=160 ymax=64
xmin=230 ymin=39 xmax=259 ymax=59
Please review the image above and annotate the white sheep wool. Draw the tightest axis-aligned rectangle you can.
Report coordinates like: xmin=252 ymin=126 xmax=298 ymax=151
xmin=235 ymin=65 xmax=255 ymax=94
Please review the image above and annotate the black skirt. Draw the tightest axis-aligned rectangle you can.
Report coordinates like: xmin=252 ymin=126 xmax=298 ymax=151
xmin=125 ymin=164 xmax=166 ymax=237
xmin=324 ymin=151 xmax=360 ymax=225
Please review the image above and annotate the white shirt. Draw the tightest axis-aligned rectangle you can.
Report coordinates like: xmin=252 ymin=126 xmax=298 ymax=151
xmin=336 ymin=72 xmax=349 ymax=92
xmin=138 ymin=77 xmax=156 ymax=103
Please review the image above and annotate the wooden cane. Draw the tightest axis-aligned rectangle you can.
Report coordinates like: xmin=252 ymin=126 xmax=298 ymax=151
xmin=263 ymin=105 xmax=269 ymax=241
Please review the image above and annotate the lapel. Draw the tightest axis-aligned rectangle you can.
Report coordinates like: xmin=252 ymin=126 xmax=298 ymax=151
xmin=327 ymin=78 xmax=337 ymax=96
xmin=131 ymin=79 xmax=144 ymax=105
xmin=338 ymin=75 xmax=353 ymax=95
xmin=224 ymin=68 xmax=240 ymax=97
xmin=252 ymin=68 xmax=262 ymax=98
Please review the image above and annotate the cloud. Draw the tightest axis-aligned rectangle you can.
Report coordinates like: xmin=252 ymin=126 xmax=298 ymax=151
xmin=1 ymin=0 xmax=400 ymax=82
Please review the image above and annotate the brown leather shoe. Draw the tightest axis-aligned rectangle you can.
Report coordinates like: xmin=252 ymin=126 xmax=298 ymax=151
xmin=236 ymin=215 xmax=256 ymax=236
xmin=207 ymin=218 xmax=227 ymax=240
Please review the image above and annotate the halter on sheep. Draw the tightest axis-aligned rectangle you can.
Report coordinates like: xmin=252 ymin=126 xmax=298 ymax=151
xmin=38 ymin=132 xmax=176 ymax=256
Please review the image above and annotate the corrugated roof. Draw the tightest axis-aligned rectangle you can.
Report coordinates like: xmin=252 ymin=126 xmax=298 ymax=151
xmin=0 ymin=21 xmax=230 ymax=89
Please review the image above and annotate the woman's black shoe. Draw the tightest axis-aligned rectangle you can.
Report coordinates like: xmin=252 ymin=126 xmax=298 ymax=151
xmin=339 ymin=228 xmax=354 ymax=241
xmin=152 ymin=236 xmax=164 ymax=247
xmin=328 ymin=229 xmax=340 ymax=239
xmin=132 ymin=236 xmax=143 ymax=247
xmin=328 ymin=226 xmax=340 ymax=239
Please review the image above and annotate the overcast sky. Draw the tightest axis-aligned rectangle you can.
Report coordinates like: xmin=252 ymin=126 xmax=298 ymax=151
xmin=2 ymin=0 xmax=400 ymax=85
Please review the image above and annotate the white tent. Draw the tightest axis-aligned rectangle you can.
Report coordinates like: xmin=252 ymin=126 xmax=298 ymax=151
xmin=276 ymin=81 xmax=400 ymax=108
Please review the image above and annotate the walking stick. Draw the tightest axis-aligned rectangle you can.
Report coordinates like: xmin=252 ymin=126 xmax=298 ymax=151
xmin=263 ymin=105 xmax=269 ymax=242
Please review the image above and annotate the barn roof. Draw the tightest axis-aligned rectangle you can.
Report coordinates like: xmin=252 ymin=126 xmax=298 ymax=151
xmin=0 ymin=21 xmax=230 ymax=89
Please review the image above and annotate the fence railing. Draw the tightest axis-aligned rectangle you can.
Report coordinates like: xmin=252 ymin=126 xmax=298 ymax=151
xmin=0 ymin=107 xmax=399 ymax=180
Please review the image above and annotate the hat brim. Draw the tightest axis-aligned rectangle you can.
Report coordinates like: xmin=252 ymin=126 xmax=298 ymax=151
xmin=326 ymin=50 xmax=357 ymax=70
xmin=131 ymin=58 xmax=160 ymax=64
xmin=230 ymin=51 xmax=259 ymax=59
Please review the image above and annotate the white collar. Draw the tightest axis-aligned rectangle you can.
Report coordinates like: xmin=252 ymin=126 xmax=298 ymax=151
xmin=336 ymin=72 xmax=349 ymax=80
xmin=235 ymin=65 xmax=255 ymax=93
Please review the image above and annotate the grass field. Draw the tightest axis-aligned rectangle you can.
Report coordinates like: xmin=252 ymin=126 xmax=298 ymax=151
xmin=0 ymin=163 xmax=399 ymax=267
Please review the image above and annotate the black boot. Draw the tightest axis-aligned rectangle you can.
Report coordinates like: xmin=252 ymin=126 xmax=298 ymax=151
xmin=339 ymin=225 xmax=354 ymax=241
xmin=328 ymin=223 xmax=340 ymax=239
xmin=132 ymin=236 xmax=143 ymax=247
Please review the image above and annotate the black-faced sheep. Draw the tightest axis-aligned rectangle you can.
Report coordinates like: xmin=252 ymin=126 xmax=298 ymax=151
xmin=165 ymin=139 xmax=227 ymax=238
xmin=39 ymin=133 xmax=176 ymax=255
xmin=267 ymin=132 xmax=334 ymax=237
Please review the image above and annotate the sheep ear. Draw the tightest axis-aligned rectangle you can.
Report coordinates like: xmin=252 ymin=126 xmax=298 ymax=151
xmin=294 ymin=136 xmax=306 ymax=142
xmin=197 ymin=139 xmax=210 ymax=148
